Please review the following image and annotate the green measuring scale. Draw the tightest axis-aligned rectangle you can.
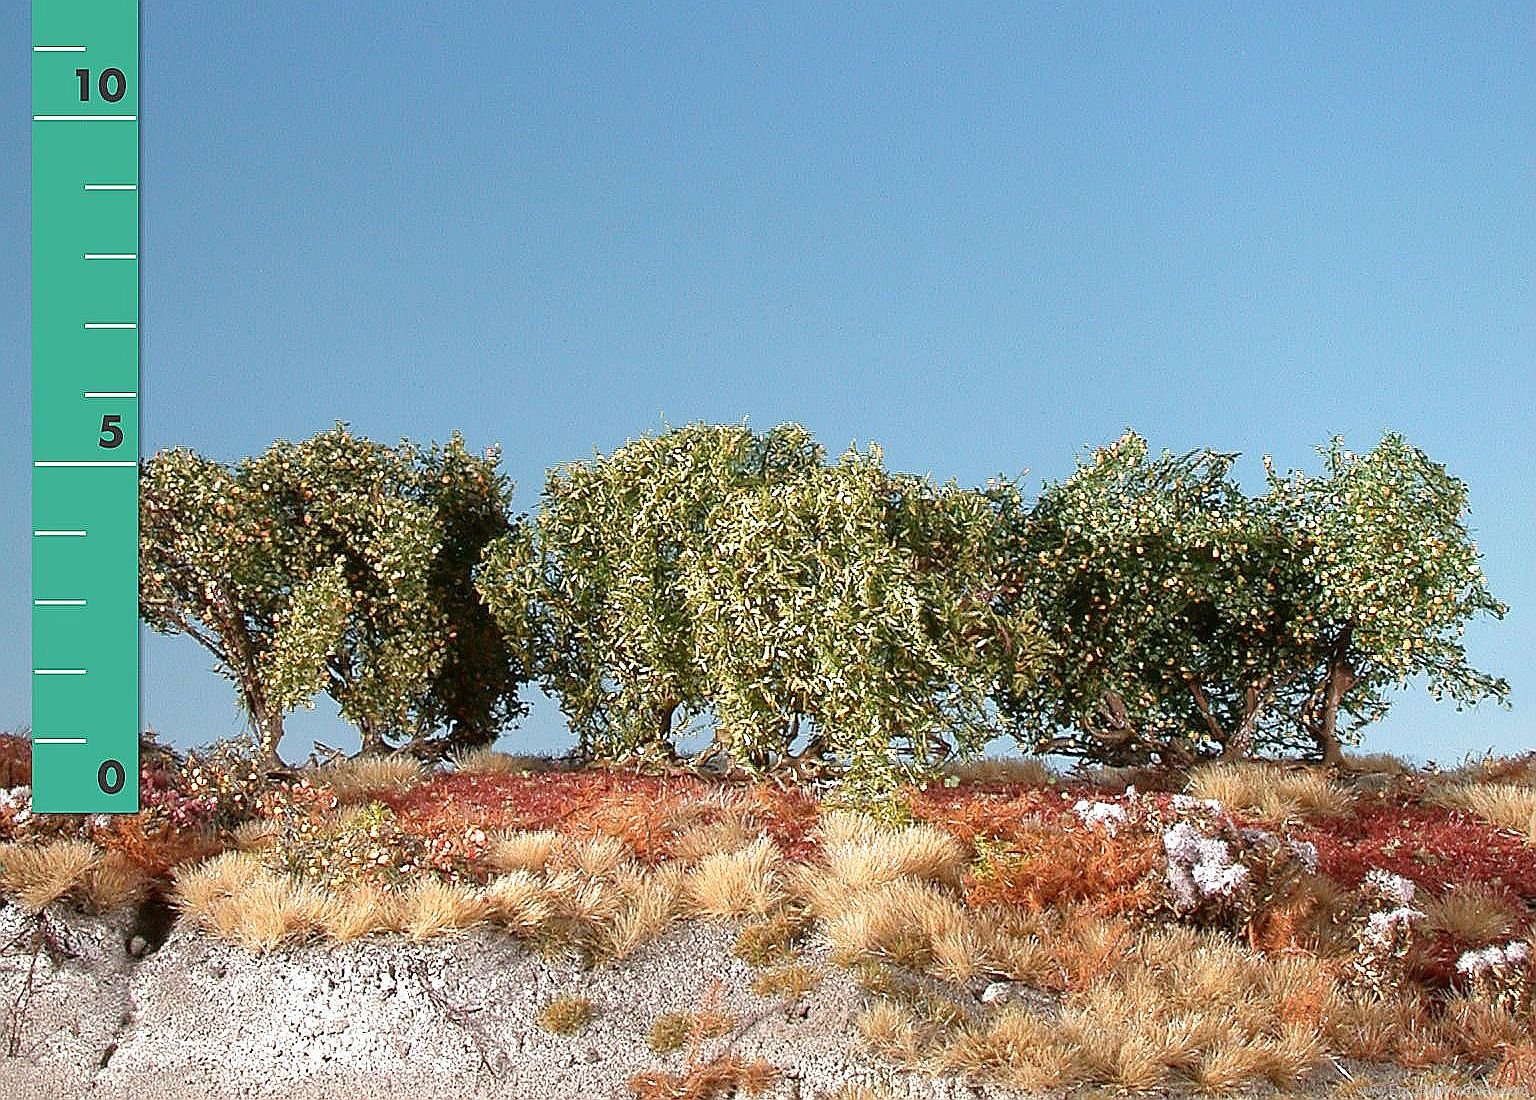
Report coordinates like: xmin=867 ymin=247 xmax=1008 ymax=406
xmin=31 ymin=0 xmax=139 ymax=812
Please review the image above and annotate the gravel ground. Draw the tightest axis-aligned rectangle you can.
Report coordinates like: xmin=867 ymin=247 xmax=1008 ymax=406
xmin=0 ymin=900 xmax=1529 ymax=1100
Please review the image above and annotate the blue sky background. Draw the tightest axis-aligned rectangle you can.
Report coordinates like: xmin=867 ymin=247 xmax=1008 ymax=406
xmin=2 ymin=2 xmax=1531 ymax=766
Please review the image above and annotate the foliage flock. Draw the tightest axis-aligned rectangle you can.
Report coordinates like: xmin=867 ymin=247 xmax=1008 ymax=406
xmin=141 ymin=428 xmax=532 ymax=769
xmin=141 ymin=422 xmax=1505 ymax=806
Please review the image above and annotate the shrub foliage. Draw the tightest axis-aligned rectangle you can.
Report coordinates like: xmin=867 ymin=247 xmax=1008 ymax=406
xmin=143 ymin=421 xmax=1505 ymax=800
xmin=142 ymin=424 xmax=530 ymax=767
xmin=687 ymin=444 xmax=1042 ymax=802
xmin=996 ymin=431 xmax=1506 ymax=767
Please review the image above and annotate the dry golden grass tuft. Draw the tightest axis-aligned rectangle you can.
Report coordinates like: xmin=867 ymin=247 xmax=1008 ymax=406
xmin=1186 ymin=762 xmax=1353 ymax=821
xmin=1189 ymin=1038 xmax=1269 ymax=1093
xmin=541 ymin=868 xmax=628 ymax=933
xmin=484 ymin=870 xmax=553 ymax=932
xmin=685 ymin=837 xmax=782 ymax=917
xmin=1063 ymin=1016 xmax=1171 ymax=1093
xmin=398 ymin=877 xmax=489 ymax=940
xmin=1321 ymin=994 xmax=1440 ymax=1065
xmin=1341 ymin=751 xmax=1412 ymax=776
xmin=1453 ymin=751 xmax=1536 ymax=787
xmin=171 ymin=849 xmax=264 ymax=919
xmin=981 ymin=927 xmax=1058 ymax=988
xmin=82 ymin=849 xmax=152 ymax=910
xmin=667 ymin=815 xmax=762 ymax=864
xmin=814 ymin=813 xmax=968 ymax=894
xmin=538 ymin=995 xmax=595 ymax=1035
xmin=1 ymin=838 xmax=99 ymax=910
xmin=943 ymin=1008 xmax=1077 ymax=1075
xmin=1430 ymin=782 xmax=1536 ymax=844
xmin=171 ymin=853 xmax=331 ymax=951
xmin=600 ymin=864 xmax=686 ymax=958
xmin=944 ymin=757 xmax=1054 ymax=788
xmin=215 ymin=874 xmax=328 ymax=953
xmin=1261 ymin=954 xmax=1341 ymax=1033
xmin=1157 ymin=940 xmax=1270 ymax=1018
xmin=310 ymin=753 xmax=425 ymax=802
xmin=1433 ymin=994 xmax=1530 ymax=1063
xmin=563 ymin=833 xmax=638 ymax=878
xmin=486 ymin=829 xmax=563 ymax=874
xmin=0 ymin=838 xmax=148 ymax=912
xmin=856 ymin=1001 xmax=927 ymax=1063
xmin=821 ymin=878 xmax=971 ymax=971
xmin=1420 ymin=881 xmax=1522 ymax=943
xmin=881 ymin=913 xmax=1337 ymax=1094
xmin=928 ymin=924 xmax=1001 ymax=985
xmin=316 ymin=882 xmax=400 ymax=942
xmin=447 ymin=747 xmax=550 ymax=775
xmin=1257 ymin=1025 xmax=1327 ymax=1089
xmin=980 ymin=1010 xmax=1089 ymax=1092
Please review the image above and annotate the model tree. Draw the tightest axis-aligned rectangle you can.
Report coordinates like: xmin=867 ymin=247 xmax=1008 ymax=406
xmin=1001 ymin=430 xmax=1506 ymax=766
xmin=1260 ymin=433 xmax=1508 ymax=763
xmin=687 ymin=445 xmax=1040 ymax=807
xmin=142 ymin=426 xmax=531 ymax=765
xmin=141 ymin=446 xmax=308 ymax=769
xmin=999 ymin=431 xmax=1289 ymax=765
xmin=480 ymin=422 xmax=824 ymax=761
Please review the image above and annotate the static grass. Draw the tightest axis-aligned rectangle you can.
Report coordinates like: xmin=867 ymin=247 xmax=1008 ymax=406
xmin=645 ymin=1011 xmax=695 ymax=1054
xmin=732 ymin=910 xmax=809 ymax=967
xmin=309 ymin=753 xmax=426 ymax=803
xmin=685 ymin=838 xmax=783 ymax=917
xmin=1432 ymin=782 xmax=1536 ymax=845
xmin=537 ymin=995 xmax=595 ymax=1036
xmin=1187 ymin=761 xmax=1353 ymax=821
xmin=749 ymin=963 xmax=821 ymax=1003
xmin=644 ymin=1008 xmax=736 ymax=1054
xmin=447 ymin=747 xmax=554 ymax=776
xmin=8 ymin=756 xmax=1536 ymax=1094
xmin=0 ymin=839 xmax=150 ymax=912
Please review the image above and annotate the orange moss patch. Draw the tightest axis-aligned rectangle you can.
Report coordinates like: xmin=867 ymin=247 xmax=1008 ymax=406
xmin=966 ymin=824 xmax=1162 ymax=917
xmin=742 ymin=786 xmax=821 ymax=861
xmin=94 ymin=817 xmax=222 ymax=879
xmin=627 ymin=1054 xmax=775 ymax=1099
xmin=908 ymin=784 xmax=1085 ymax=846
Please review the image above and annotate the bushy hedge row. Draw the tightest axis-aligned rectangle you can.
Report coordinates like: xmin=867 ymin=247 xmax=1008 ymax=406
xmin=141 ymin=422 xmax=1507 ymax=797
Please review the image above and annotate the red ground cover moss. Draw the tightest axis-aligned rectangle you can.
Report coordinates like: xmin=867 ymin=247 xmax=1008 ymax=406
xmin=379 ymin=771 xmax=823 ymax=863
xmin=1291 ymin=795 xmax=1536 ymax=902
xmin=0 ymin=733 xmax=31 ymax=788
xmin=743 ymin=786 xmax=821 ymax=861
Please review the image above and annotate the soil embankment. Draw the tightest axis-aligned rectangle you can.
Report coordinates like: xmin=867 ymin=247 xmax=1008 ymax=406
xmin=0 ymin=902 xmax=1001 ymax=1100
